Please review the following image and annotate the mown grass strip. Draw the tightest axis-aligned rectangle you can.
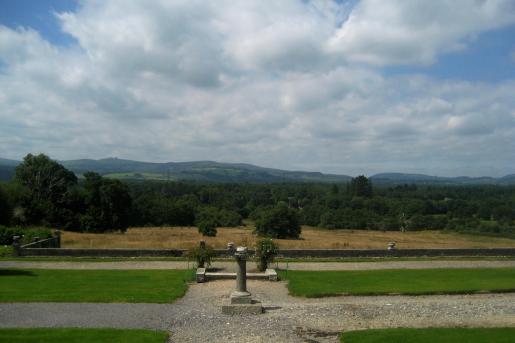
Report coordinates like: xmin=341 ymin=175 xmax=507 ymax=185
xmin=340 ymin=328 xmax=515 ymax=343
xmin=0 ymin=269 xmax=194 ymax=303
xmin=0 ymin=328 xmax=168 ymax=343
xmin=279 ymin=268 xmax=515 ymax=297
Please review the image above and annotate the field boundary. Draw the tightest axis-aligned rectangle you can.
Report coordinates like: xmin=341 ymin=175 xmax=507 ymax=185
xmin=15 ymin=247 xmax=515 ymax=258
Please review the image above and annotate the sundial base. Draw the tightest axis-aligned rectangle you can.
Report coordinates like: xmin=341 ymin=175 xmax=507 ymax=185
xmin=230 ymin=291 xmax=252 ymax=304
xmin=222 ymin=300 xmax=263 ymax=315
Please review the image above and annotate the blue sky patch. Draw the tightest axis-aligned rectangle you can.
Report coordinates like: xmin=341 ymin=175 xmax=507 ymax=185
xmin=0 ymin=0 xmax=78 ymax=46
xmin=384 ymin=25 xmax=515 ymax=82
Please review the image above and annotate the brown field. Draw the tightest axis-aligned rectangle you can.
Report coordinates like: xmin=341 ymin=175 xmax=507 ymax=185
xmin=61 ymin=226 xmax=515 ymax=249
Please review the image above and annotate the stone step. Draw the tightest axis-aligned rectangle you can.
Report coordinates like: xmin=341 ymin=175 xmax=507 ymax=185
xmin=205 ymin=272 xmax=268 ymax=280
xmin=197 ymin=268 xmax=277 ymax=282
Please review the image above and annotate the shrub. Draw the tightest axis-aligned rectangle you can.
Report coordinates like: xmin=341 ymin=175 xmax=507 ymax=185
xmin=20 ymin=228 xmax=52 ymax=243
xmin=0 ymin=245 xmax=12 ymax=256
xmin=197 ymin=218 xmax=217 ymax=237
xmin=0 ymin=226 xmax=52 ymax=245
xmin=188 ymin=244 xmax=215 ymax=268
xmin=254 ymin=203 xmax=301 ymax=239
xmin=255 ymin=238 xmax=278 ymax=272
xmin=194 ymin=207 xmax=242 ymax=236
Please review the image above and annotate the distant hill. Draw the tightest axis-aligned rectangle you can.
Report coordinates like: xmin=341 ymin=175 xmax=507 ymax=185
xmin=0 ymin=158 xmax=19 ymax=166
xmin=0 ymin=165 xmax=15 ymax=181
xmin=0 ymin=157 xmax=351 ymax=183
xmin=0 ymin=158 xmax=18 ymax=181
xmin=1 ymin=157 xmax=514 ymax=185
xmin=59 ymin=158 xmax=352 ymax=183
xmin=370 ymin=173 xmax=499 ymax=185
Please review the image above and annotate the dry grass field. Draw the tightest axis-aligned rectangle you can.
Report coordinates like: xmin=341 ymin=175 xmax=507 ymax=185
xmin=61 ymin=226 xmax=515 ymax=249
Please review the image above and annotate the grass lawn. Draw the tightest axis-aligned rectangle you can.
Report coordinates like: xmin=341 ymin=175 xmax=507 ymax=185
xmin=0 ymin=328 xmax=168 ymax=343
xmin=0 ymin=256 xmax=191 ymax=262
xmin=340 ymin=328 xmax=515 ymax=343
xmin=0 ymin=269 xmax=193 ymax=303
xmin=279 ymin=268 xmax=515 ymax=297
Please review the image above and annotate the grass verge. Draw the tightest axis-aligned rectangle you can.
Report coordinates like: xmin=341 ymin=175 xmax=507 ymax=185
xmin=0 ymin=328 xmax=168 ymax=343
xmin=0 ymin=256 xmax=191 ymax=262
xmin=0 ymin=269 xmax=194 ymax=303
xmin=340 ymin=328 xmax=515 ymax=343
xmin=279 ymin=268 xmax=515 ymax=297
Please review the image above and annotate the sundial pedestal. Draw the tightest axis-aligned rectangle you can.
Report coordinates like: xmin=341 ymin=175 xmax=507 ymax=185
xmin=222 ymin=246 xmax=263 ymax=315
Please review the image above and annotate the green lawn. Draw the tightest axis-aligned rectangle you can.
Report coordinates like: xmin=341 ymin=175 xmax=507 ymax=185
xmin=340 ymin=328 xmax=515 ymax=343
xmin=279 ymin=268 xmax=515 ymax=297
xmin=0 ymin=328 xmax=168 ymax=343
xmin=0 ymin=256 xmax=191 ymax=262
xmin=0 ymin=269 xmax=193 ymax=303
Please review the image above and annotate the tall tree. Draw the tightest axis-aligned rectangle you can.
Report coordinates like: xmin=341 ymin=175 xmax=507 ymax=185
xmin=14 ymin=154 xmax=77 ymax=224
xmin=349 ymin=175 xmax=373 ymax=198
xmin=81 ymin=172 xmax=132 ymax=232
xmin=254 ymin=202 xmax=301 ymax=239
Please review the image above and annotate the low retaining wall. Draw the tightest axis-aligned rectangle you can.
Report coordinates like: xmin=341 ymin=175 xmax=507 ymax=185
xmin=19 ymin=248 xmax=186 ymax=257
xmin=274 ymin=248 xmax=515 ymax=258
xmin=16 ymin=247 xmax=515 ymax=258
xmin=13 ymin=231 xmax=61 ymax=257
xmin=21 ymin=237 xmax=60 ymax=249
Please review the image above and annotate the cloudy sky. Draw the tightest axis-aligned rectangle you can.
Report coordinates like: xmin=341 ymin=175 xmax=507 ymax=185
xmin=1 ymin=0 xmax=515 ymax=177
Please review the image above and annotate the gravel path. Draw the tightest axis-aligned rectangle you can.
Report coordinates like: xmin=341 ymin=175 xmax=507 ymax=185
xmin=1 ymin=259 xmax=515 ymax=271
xmin=1 ymin=280 xmax=514 ymax=342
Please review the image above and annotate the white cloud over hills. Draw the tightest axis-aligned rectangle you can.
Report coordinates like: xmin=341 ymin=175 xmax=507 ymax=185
xmin=1 ymin=0 xmax=515 ymax=176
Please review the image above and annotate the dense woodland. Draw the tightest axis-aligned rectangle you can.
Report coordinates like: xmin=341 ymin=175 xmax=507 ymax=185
xmin=1 ymin=154 xmax=515 ymax=239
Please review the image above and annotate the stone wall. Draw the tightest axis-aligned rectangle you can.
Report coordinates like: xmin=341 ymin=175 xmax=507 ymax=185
xmin=17 ymin=247 xmax=515 ymax=258
xmin=19 ymin=248 xmax=186 ymax=257
xmin=13 ymin=231 xmax=61 ymax=257
xmin=274 ymin=248 xmax=515 ymax=258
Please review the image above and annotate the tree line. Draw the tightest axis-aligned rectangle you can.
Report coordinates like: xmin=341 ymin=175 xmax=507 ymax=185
xmin=1 ymin=154 xmax=514 ymax=239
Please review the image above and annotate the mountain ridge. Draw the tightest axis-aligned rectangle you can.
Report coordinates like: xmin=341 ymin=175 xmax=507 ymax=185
xmin=0 ymin=157 xmax=514 ymax=184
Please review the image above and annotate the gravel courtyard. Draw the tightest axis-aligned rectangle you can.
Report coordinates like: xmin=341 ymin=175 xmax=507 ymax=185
xmin=2 ymin=259 xmax=515 ymax=271
xmin=1 ymin=280 xmax=514 ymax=343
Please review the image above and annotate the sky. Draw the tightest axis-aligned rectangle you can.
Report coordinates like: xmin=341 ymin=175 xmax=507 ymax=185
xmin=1 ymin=0 xmax=515 ymax=177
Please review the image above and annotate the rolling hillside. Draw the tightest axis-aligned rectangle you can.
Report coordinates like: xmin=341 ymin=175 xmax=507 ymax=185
xmin=0 ymin=157 xmax=351 ymax=183
xmin=1 ymin=157 xmax=514 ymax=184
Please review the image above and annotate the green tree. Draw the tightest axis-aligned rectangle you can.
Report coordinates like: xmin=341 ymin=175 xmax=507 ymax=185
xmin=197 ymin=218 xmax=217 ymax=237
xmin=348 ymin=175 xmax=373 ymax=198
xmin=195 ymin=207 xmax=219 ymax=236
xmin=254 ymin=203 xmax=301 ymax=239
xmin=217 ymin=208 xmax=242 ymax=227
xmin=80 ymin=172 xmax=132 ymax=232
xmin=0 ymin=184 xmax=11 ymax=225
xmin=14 ymin=153 xmax=77 ymax=225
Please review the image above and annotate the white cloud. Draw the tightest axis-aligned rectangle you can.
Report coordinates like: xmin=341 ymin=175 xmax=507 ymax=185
xmin=1 ymin=1 xmax=515 ymax=176
xmin=328 ymin=0 xmax=515 ymax=65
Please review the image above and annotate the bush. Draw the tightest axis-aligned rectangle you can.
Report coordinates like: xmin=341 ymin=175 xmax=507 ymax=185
xmin=0 ymin=226 xmax=52 ymax=245
xmin=255 ymin=238 xmax=278 ymax=272
xmin=197 ymin=219 xmax=217 ymax=237
xmin=0 ymin=245 xmax=12 ymax=256
xmin=0 ymin=184 xmax=12 ymax=226
xmin=195 ymin=207 xmax=242 ymax=234
xmin=188 ymin=243 xmax=215 ymax=268
xmin=254 ymin=203 xmax=301 ymax=239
